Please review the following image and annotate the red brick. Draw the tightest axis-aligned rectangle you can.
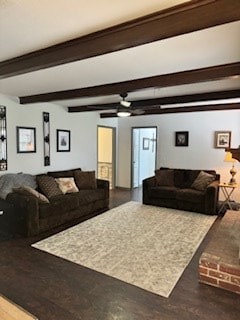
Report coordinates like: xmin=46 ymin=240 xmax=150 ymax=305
xmin=199 ymin=260 xmax=218 ymax=270
xmin=199 ymin=275 xmax=218 ymax=285
xmin=231 ymin=275 xmax=240 ymax=286
xmin=199 ymin=266 xmax=208 ymax=275
xmin=209 ymin=270 xmax=230 ymax=281
xmin=219 ymin=280 xmax=240 ymax=293
xmin=219 ymin=264 xmax=240 ymax=277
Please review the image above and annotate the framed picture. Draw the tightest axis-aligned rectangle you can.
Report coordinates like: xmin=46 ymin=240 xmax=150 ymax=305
xmin=215 ymin=131 xmax=231 ymax=148
xmin=175 ymin=131 xmax=189 ymax=147
xmin=143 ymin=138 xmax=150 ymax=150
xmin=57 ymin=129 xmax=70 ymax=152
xmin=17 ymin=126 xmax=36 ymax=153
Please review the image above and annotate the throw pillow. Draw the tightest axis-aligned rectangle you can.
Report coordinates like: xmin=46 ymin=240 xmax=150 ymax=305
xmin=74 ymin=170 xmax=97 ymax=189
xmin=13 ymin=186 xmax=49 ymax=203
xmin=55 ymin=177 xmax=79 ymax=194
xmin=155 ymin=169 xmax=174 ymax=187
xmin=0 ymin=173 xmax=37 ymax=199
xmin=36 ymin=175 xmax=63 ymax=199
xmin=191 ymin=171 xmax=215 ymax=191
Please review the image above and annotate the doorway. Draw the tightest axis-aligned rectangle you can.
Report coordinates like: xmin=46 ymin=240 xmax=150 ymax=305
xmin=97 ymin=126 xmax=116 ymax=189
xmin=131 ymin=127 xmax=157 ymax=188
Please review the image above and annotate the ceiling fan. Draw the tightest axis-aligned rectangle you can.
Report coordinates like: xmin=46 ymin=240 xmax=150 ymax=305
xmin=117 ymin=93 xmax=145 ymax=117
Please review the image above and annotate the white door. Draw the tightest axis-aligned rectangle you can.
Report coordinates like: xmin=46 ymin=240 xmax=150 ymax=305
xmin=132 ymin=127 xmax=157 ymax=188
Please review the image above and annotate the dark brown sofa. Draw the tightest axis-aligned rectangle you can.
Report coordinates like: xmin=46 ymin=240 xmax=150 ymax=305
xmin=143 ymin=168 xmax=220 ymax=215
xmin=6 ymin=168 xmax=109 ymax=236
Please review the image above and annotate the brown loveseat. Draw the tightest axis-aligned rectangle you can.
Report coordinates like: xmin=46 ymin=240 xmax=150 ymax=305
xmin=6 ymin=168 xmax=109 ymax=236
xmin=143 ymin=168 xmax=220 ymax=215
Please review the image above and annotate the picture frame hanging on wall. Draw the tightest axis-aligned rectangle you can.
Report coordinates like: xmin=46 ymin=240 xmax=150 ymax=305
xmin=175 ymin=131 xmax=189 ymax=147
xmin=17 ymin=126 xmax=36 ymax=153
xmin=43 ymin=112 xmax=50 ymax=166
xmin=214 ymin=131 xmax=231 ymax=148
xmin=142 ymin=138 xmax=150 ymax=150
xmin=57 ymin=129 xmax=70 ymax=152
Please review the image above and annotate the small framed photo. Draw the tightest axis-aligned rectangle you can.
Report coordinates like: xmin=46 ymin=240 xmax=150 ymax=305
xmin=143 ymin=138 xmax=150 ymax=150
xmin=17 ymin=126 xmax=36 ymax=153
xmin=175 ymin=131 xmax=189 ymax=147
xmin=215 ymin=131 xmax=231 ymax=148
xmin=57 ymin=129 xmax=70 ymax=152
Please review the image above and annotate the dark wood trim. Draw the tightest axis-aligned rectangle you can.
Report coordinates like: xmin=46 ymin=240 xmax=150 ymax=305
xmin=100 ymin=103 xmax=240 ymax=118
xmin=20 ymin=62 xmax=240 ymax=104
xmin=1 ymin=0 xmax=240 ymax=79
xmin=68 ymin=89 xmax=240 ymax=112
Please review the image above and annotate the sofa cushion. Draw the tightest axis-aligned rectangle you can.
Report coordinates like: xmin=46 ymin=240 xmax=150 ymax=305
xmin=74 ymin=170 xmax=97 ymax=190
xmin=149 ymin=186 xmax=178 ymax=199
xmin=176 ymin=188 xmax=205 ymax=203
xmin=36 ymin=174 xmax=63 ymax=199
xmin=155 ymin=169 xmax=174 ymax=187
xmin=173 ymin=169 xmax=196 ymax=188
xmin=68 ymin=189 xmax=106 ymax=205
xmin=0 ymin=173 xmax=37 ymax=199
xmin=191 ymin=171 xmax=215 ymax=191
xmin=39 ymin=194 xmax=79 ymax=218
xmin=47 ymin=168 xmax=81 ymax=178
xmin=55 ymin=177 xmax=79 ymax=194
xmin=13 ymin=186 xmax=49 ymax=203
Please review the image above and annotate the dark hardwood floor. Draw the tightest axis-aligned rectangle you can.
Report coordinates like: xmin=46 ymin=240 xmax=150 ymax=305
xmin=0 ymin=188 xmax=239 ymax=320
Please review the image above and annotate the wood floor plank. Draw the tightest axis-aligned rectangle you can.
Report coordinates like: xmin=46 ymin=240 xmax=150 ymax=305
xmin=0 ymin=189 xmax=239 ymax=320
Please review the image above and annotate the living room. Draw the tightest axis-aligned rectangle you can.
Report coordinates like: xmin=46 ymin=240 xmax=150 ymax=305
xmin=1 ymin=93 xmax=239 ymax=202
xmin=0 ymin=1 xmax=240 ymax=319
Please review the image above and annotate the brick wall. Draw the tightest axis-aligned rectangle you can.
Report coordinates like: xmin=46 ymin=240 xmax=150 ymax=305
xmin=199 ymin=252 xmax=240 ymax=294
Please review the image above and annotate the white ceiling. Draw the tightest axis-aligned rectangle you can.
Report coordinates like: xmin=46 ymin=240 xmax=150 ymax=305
xmin=0 ymin=0 xmax=239 ymax=109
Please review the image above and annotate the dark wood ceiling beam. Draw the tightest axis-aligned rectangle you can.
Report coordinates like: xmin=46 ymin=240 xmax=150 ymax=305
xmin=100 ymin=103 xmax=240 ymax=118
xmin=68 ymin=89 xmax=240 ymax=112
xmin=1 ymin=0 xmax=240 ymax=79
xmin=20 ymin=62 xmax=240 ymax=104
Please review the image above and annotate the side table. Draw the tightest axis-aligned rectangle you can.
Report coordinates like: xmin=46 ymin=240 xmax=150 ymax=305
xmin=218 ymin=183 xmax=238 ymax=214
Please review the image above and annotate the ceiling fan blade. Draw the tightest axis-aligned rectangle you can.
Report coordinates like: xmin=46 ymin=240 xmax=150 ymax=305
xmin=131 ymin=109 xmax=145 ymax=115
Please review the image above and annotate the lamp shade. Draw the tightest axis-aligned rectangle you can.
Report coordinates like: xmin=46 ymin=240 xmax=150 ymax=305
xmin=224 ymin=151 xmax=237 ymax=162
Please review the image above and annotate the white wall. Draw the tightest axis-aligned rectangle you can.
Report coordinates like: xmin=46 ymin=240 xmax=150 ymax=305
xmin=117 ymin=110 xmax=240 ymax=201
xmin=0 ymin=93 xmax=117 ymax=175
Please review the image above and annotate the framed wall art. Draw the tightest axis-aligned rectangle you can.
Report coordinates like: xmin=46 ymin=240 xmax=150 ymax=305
xmin=43 ymin=112 xmax=50 ymax=166
xmin=175 ymin=131 xmax=189 ymax=147
xmin=142 ymin=137 xmax=150 ymax=150
xmin=17 ymin=126 xmax=36 ymax=153
xmin=214 ymin=131 xmax=231 ymax=148
xmin=57 ymin=129 xmax=70 ymax=152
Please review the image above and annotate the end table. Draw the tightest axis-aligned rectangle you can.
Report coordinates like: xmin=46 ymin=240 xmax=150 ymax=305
xmin=218 ymin=182 xmax=238 ymax=214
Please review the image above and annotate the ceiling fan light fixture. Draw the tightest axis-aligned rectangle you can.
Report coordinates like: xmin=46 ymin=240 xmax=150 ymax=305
xmin=117 ymin=110 xmax=131 ymax=117
xmin=120 ymin=100 xmax=131 ymax=108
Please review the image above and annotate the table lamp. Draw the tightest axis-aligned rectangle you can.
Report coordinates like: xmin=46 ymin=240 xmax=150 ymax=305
xmin=224 ymin=151 xmax=237 ymax=184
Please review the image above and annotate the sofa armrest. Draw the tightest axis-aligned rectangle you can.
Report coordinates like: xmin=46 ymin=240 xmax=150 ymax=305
xmin=6 ymin=192 xmax=40 ymax=236
xmin=97 ymin=178 xmax=109 ymax=189
xmin=96 ymin=179 xmax=109 ymax=199
xmin=204 ymin=180 xmax=219 ymax=214
xmin=142 ymin=176 xmax=156 ymax=204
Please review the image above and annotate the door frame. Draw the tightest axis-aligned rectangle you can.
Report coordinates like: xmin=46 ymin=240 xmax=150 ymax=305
xmin=131 ymin=126 xmax=158 ymax=189
xmin=97 ymin=125 xmax=116 ymax=189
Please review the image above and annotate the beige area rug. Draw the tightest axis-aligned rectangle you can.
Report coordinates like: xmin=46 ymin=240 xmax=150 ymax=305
xmin=32 ymin=201 xmax=216 ymax=298
xmin=0 ymin=294 xmax=38 ymax=320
